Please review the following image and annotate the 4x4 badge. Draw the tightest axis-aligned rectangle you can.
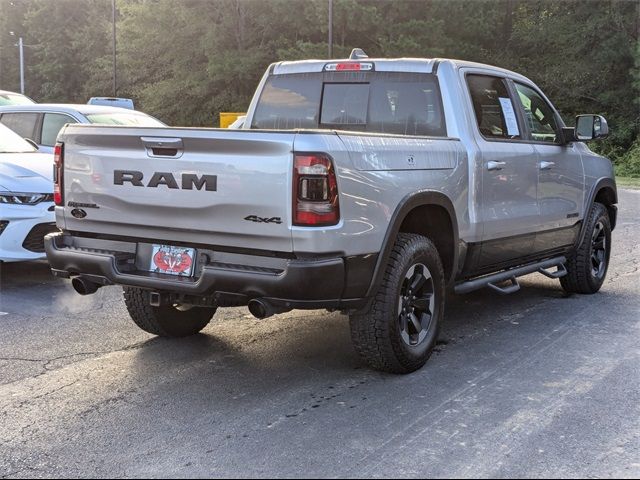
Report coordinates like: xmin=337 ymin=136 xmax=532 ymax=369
xmin=244 ymin=215 xmax=282 ymax=225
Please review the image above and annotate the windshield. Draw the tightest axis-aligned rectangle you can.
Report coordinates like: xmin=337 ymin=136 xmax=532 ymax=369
xmin=251 ymin=71 xmax=447 ymax=137
xmin=85 ymin=112 xmax=165 ymax=127
xmin=0 ymin=124 xmax=37 ymax=153
xmin=0 ymin=93 xmax=35 ymax=106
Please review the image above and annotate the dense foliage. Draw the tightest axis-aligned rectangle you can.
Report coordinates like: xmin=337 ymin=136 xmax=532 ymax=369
xmin=1 ymin=0 xmax=638 ymax=173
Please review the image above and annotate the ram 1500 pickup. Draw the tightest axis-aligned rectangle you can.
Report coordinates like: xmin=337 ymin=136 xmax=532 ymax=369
xmin=45 ymin=50 xmax=617 ymax=373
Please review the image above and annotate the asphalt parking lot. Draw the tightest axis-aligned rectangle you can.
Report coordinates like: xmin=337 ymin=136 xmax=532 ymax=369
xmin=0 ymin=189 xmax=638 ymax=478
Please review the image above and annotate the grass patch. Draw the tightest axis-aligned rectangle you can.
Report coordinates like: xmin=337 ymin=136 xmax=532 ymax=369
xmin=616 ymin=176 xmax=640 ymax=189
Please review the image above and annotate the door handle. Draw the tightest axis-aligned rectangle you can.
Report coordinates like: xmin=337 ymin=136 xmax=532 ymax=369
xmin=487 ymin=161 xmax=506 ymax=171
xmin=540 ymin=161 xmax=555 ymax=170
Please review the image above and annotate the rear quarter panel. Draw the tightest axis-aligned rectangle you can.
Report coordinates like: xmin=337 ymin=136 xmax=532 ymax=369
xmin=292 ymin=132 xmax=468 ymax=257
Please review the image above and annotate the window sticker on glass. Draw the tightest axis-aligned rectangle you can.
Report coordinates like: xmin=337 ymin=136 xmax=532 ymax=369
xmin=498 ymin=97 xmax=520 ymax=137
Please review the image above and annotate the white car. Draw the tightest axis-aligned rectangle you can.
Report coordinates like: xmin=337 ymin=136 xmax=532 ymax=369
xmin=0 ymin=90 xmax=36 ymax=106
xmin=0 ymin=123 xmax=55 ymax=262
xmin=0 ymin=104 xmax=165 ymax=154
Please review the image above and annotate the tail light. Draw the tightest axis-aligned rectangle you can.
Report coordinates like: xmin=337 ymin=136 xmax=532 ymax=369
xmin=293 ymin=153 xmax=340 ymax=226
xmin=53 ymin=142 xmax=64 ymax=206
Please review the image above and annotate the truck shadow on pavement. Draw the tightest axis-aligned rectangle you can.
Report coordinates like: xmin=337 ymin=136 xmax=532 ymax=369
xmin=124 ymin=274 xmax=613 ymax=405
xmin=96 ymin=275 xmax=635 ymax=478
xmin=2 ymin=264 xmax=634 ymax=479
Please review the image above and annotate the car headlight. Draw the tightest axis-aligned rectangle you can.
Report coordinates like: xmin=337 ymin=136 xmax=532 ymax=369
xmin=0 ymin=192 xmax=54 ymax=205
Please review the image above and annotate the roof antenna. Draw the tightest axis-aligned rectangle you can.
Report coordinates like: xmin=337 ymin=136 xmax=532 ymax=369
xmin=349 ymin=48 xmax=369 ymax=60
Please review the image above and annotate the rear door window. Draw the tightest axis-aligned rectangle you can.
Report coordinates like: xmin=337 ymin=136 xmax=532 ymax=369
xmin=0 ymin=112 xmax=40 ymax=141
xmin=84 ymin=113 xmax=165 ymax=127
xmin=466 ymin=74 xmax=521 ymax=140
xmin=41 ymin=113 xmax=77 ymax=146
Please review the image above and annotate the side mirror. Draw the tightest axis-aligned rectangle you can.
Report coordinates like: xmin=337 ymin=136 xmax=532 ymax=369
xmin=575 ymin=115 xmax=609 ymax=141
xmin=24 ymin=138 xmax=39 ymax=150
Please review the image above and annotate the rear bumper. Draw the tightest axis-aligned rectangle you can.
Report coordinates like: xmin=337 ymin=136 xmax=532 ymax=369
xmin=45 ymin=232 xmax=374 ymax=310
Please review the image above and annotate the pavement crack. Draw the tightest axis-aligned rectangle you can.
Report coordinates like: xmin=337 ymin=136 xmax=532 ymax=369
xmin=0 ymin=339 xmax=159 ymax=386
xmin=0 ymin=357 xmax=43 ymax=363
xmin=32 ymin=379 xmax=80 ymax=400
xmin=0 ymin=465 xmax=42 ymax=479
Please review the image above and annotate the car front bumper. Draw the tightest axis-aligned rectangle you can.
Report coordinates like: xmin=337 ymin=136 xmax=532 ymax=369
xmin=0 ymin=202 xmax=56 ymax=262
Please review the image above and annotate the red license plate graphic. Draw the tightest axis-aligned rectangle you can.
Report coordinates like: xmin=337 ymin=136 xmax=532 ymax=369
xmin=149 ymin=245 xmax=195 ymax=276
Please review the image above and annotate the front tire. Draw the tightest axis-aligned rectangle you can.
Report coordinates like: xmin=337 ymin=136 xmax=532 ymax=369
xmin=349 ymin=233 xmax=445 ymax=374
xmin=123 ymin=287 xmax=216 ymax=337
xmin=561 ymin=202 xmax=611 ymax=294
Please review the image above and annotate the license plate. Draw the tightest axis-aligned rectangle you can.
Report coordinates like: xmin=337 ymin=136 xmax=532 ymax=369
xmin=149 ymin=244 xmax=196 ymax=276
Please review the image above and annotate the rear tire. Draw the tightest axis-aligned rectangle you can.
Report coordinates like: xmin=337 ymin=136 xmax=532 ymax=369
xmin=560 ymin=202 xmax=611 ymax=294
xmin=123 ymin=287 xmax=216 ymax=337
xmin=349 ymin=233 xmax=445 ymax=374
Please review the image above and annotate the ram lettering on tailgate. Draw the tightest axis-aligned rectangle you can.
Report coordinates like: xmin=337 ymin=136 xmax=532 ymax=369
xmin=113 ymin=170 xmax=217 ymax=191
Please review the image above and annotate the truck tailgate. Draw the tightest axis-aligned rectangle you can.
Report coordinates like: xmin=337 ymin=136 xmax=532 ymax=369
xmin=60 ymin=126 xmax=295 ymax=252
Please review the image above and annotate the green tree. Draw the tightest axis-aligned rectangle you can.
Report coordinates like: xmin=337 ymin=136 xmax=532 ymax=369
xmin=0 ymin=0 xmax=30 ymax=93
xmin=507 ymin=0 xmax=639 ymax=161
xmin=1 ymin=0 xmax=637 ymax=172
xmin=19 ymin=0 xmax=113 ymax=102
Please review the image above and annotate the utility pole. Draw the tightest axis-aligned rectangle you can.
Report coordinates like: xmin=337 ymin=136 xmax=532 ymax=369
xmin=18 ymin=36 xmax=24 ymax=94
xmin=112 ymin=0 xmax=117 ymax=96
xmin=328 ymin=0 xmax=333 ymax=59
xmin=9 ymin=32 xmax=25 ymax=94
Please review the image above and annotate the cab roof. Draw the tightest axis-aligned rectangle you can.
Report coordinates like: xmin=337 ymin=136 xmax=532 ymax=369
xmin=271 ymin=51 xmax=529 ymax=83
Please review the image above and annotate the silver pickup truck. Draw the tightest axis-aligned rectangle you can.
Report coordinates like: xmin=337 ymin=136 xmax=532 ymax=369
xmin=45 ymin=50 xmax=617 ymax=373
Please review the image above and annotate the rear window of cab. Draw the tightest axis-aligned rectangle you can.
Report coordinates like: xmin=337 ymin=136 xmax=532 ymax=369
xmin=251 ymin=71 xmax=446 ymax=137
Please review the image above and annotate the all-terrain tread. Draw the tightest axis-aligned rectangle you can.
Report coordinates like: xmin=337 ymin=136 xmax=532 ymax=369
xmin=560 ymin=202 xmax=610 ymax=294
xmin=349 ymin=233 xmax=444 ymax=374
xmin=123 ymin=287 xmax=214 ymax=337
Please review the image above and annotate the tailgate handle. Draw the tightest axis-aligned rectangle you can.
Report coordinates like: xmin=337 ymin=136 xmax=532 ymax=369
xmin=141 ymin=137 xmax=183 ymax=157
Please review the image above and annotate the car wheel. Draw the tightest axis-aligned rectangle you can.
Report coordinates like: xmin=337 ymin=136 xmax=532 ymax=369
xmin=349 ymin=233 xmax=445 ymax=374
xmin=561 ymin=202 xmax=611 ymax=294
xmin=123 ymin=287 xmax=216 ymax=337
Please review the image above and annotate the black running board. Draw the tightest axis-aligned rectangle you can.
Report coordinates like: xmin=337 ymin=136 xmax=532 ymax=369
xmin=454 ymin=257 xmax=567 ymax=295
